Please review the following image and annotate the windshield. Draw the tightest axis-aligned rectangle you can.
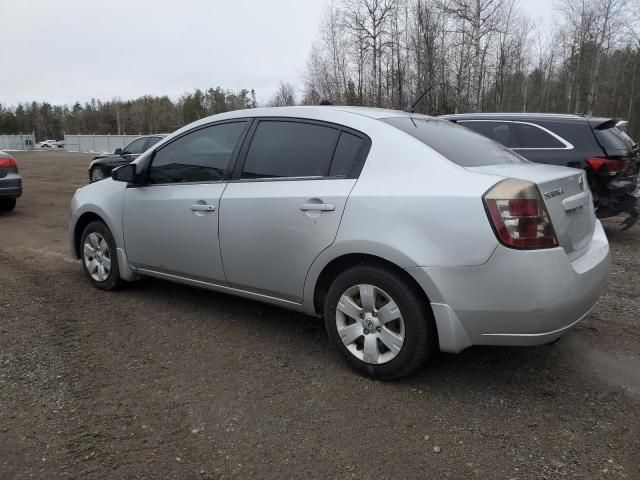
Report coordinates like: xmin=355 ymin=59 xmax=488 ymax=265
xmin=381 ymin=117 xmax=526 ymax=167
xmin=594 ymin=125 xmax=636 ymax=151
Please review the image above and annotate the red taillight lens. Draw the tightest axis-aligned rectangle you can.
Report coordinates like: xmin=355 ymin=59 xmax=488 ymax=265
xmin=0 ymin=155 xmax=17 ymax=169
xmin=483 ymin=179 xmax=559 ymax=249
xmin=585 ymin=156 xmax=629 ymax=175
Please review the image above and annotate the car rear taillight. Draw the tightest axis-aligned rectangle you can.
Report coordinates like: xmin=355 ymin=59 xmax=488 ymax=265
xmin=0 ymin=155 xmax=17 ymax=169
xmin=585 ymin=156 xmax=630 ymax=175
xmin=483 ymin=179 xmax=558 ymax=249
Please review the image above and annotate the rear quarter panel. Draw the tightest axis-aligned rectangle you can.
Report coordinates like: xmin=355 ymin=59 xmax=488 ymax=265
xmin=302 ymin=122 xmax=502 ymax=310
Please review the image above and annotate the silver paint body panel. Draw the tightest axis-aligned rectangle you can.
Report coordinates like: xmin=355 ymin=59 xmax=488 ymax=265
xmin=69 ymin=106 xmax=610 ymax=353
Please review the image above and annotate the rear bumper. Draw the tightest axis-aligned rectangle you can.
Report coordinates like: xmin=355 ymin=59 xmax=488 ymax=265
xmin=593 ymin=174 xmax=640 ymax=217
xmin=0 ymin=174 xmax=22 ymax=198
xmin=409 ymin=220 xmax=610 ymax=353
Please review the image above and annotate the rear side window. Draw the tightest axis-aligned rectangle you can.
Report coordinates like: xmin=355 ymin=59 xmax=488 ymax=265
xmin=148 ymin=122 xmax=246 ymax=184
xmin=511 ymin=123 xmax=565 ymax=148
xmin=241 ymin=121 xmax=340 ymax=179
xmin=330 ymin=132 xmax=364 ymax=177
xmin=382 ymin=117 xmax=525 ymax=166
xmin=459 ymin=121 xmax=519 ymax=148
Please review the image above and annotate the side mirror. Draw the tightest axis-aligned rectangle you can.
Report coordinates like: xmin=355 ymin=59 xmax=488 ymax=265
xmin=114 ymin=148 xmax=122 ymax=155
xmin=112 ymin=164 xmax=137 ymax=183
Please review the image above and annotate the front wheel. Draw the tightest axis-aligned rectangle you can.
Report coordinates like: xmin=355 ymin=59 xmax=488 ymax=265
xmin=324 ymin=264 xmax=437 ymax=380
xmin=0 ymin=199 xmax=16 ymax=212
xmin=80 ymin=221 xmax=126 ymax=290
xmin=90 ymin=166 xmax=106 ymax=182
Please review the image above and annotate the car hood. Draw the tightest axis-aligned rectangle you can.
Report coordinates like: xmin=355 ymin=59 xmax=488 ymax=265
xmin=93 ymin=153 xmax=121 ymax=160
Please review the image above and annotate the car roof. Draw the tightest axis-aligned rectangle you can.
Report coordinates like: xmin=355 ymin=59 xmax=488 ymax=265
xmin=440 ymin=112 xmax=616 ymax=126
xmin=210 ymin=105 xmax=433 ymax=121
xmin=157 ymin=106 xmax=436 ymax=143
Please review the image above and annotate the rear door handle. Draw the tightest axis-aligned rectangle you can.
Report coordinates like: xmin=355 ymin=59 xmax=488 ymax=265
xmin=190 ymin=204 xmax=216 ymax=212
xmin=299 ymin=203 xmax=335 ymax=212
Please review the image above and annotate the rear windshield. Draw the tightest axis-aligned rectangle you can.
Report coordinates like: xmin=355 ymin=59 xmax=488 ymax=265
xmin=381 ymin=117 xmax=526 ymax=166
xmin=594 ymin=125 xmax=636 ymax=151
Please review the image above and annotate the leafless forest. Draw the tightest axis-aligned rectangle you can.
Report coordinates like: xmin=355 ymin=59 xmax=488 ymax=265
xmin=302 ymin=0 xmax=640 ymax=124
xmin=2 ymin=0 xmax=640 ymax=139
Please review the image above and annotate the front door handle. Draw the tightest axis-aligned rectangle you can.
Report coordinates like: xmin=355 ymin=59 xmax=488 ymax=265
xmin=190 ymin=204 xmax=216 ymax=212
xmin=299 ymin=203 xmax=336 ymax=212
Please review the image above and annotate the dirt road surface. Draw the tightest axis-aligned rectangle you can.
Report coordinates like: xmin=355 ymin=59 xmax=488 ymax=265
xmin=1 ymin=150 xmax=639 ymax=479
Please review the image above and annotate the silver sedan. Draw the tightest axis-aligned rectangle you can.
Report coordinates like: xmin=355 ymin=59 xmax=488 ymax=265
xmin=68 ymin=106 xmax=610 ymax=379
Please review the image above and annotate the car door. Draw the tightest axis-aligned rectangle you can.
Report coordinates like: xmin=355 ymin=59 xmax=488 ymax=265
xmin=219 ymin=119 xmax=370 ymax=302
xmin=122 ymin=120 xmax=249 ymax=282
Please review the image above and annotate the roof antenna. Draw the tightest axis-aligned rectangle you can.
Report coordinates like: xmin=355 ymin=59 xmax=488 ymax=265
xmin=404 ymin=86 xmax=433 ymax=113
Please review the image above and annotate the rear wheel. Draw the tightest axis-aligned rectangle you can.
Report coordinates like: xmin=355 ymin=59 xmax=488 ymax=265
xmin=90 ymin=166 xmax=106 ymax=182
xmin=324 ymin=264 xmax=437 ymax=380
xmin=0 ymin=199 xmax=16 ymax=212
xmin=80 ymin=221 xmax=126 ymax=290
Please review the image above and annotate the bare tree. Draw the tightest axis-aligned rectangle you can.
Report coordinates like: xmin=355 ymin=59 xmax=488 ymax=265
xmin=345 ymin=0 xmax=398 ymax=106
xmin=269 ymin=82 xmax=297 ymax=107
xmin=438 ymin=0 xmax=503 ymax=111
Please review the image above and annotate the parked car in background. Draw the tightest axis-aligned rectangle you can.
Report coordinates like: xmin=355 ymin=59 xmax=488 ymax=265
xmin=0 ymin=151 xmax=22 ymax=212
xmin=55 ymin=140 xmax=65 ymax=149
xmin=38 ymin=139 xmax=59 ymax=148
xmin=89 ymin=135 xmax=166 ymax=182
xmin=69 ymin=107 xmax=610 ymax=379
xmin=441 ymin=113 xmax=640 ymax=226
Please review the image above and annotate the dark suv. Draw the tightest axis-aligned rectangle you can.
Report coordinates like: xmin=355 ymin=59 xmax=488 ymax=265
xmin=442 ymin=113 xmax=639 ymax=225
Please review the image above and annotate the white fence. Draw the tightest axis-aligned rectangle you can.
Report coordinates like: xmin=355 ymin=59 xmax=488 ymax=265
xmin=64 ymin=134 xmax=143 ymax=153
xmin=0 ymin=133 xmax=36 ymax=150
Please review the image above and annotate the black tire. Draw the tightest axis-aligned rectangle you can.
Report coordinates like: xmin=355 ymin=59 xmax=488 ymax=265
xmin=90 ymin=166 xmax=106 ymax=182
xmin=324 ymin=264 xmax=437 ymax=380
xmin=0 ymin=199 xmax=16 ymax=212
xmin=80 ymin=220 xmax=127 ymax=291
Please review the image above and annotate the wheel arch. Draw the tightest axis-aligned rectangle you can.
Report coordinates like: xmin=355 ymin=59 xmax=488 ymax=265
xmin=310 ymin=252 xmax=437 ymax=318
xmin=72 ymin=211 xmax=108 ymax=259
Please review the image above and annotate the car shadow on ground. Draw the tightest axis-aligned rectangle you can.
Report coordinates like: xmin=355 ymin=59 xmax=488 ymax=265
xmin=117 ymin=275 xmax=590 ymax=396
xmin=602 ymin=217 xmax=639 ymax=244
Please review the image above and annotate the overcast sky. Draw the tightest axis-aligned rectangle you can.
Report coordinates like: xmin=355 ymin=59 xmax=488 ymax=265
xmin=0 ymin=0 xmax=554 ymax=107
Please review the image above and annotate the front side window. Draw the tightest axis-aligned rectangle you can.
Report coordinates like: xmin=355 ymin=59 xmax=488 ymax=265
xmin=241 ymin=121 xmax=340 ymax=179
xmin=123 ymin=138 xmax=148 ymax=155
xmin=459 ymin=121 xmax=519 ymax=148
xmin=512 ymin=123 xmax=565 ymax=148
xmin=146 ymin=136 xmax=163 ymax=149
xmin=148 ymin=122 xmax=246 ymax=184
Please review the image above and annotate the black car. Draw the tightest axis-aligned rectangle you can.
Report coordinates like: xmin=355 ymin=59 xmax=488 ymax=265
xmin=442 ymin=113 xmax=640 ymax=225
xmin=89 ymin=135 xmax=166 ymax=182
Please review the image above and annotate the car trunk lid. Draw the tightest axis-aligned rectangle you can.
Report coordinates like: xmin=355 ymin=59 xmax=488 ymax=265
xmin=468 ymin=163 xmax=595 ymax=260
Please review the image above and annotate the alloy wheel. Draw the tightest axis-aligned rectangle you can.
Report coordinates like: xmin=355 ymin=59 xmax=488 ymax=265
xmin=335 ymin=284 xmax=405 ymax=364
xmin=83 ymin=232 xmax=111 ymax=282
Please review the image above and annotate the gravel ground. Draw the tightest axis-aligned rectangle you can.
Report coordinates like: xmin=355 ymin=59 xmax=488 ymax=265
xmin=1 ymin=150 xmax=639 ymax=480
